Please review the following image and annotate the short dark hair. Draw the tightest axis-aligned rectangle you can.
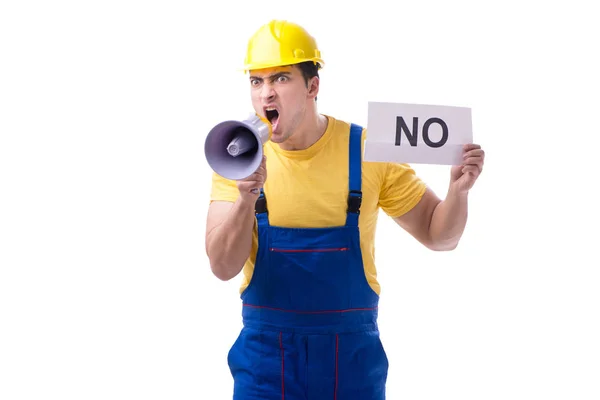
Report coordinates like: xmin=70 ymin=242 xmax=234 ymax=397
xmin=295 ymin=61 xmax=320 ymax=100
xmin=295 ymin=61 xmax=320 ymax=84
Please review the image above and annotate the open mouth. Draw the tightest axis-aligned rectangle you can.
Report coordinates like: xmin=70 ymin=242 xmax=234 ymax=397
xmin=265 ymin=108 xmax=279 ymax=128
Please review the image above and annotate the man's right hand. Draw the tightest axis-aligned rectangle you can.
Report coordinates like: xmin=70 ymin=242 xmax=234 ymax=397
xmin=236 ymin=155 xmax=267 ymax=204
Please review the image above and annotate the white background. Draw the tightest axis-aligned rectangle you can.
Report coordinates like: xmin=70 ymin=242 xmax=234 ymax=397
xmin=1 ymin=0 xmax=599 ymax=399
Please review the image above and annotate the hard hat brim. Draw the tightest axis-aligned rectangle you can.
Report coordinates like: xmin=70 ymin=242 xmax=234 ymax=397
xmin=240 ymin=58 xmax=324 ymax=73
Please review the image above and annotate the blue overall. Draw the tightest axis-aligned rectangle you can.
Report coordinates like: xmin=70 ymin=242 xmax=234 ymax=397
xmin=227 ymin=124 xmax=389 ymax=399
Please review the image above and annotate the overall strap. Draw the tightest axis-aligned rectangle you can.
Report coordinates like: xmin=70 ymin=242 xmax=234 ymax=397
xmin=346 ymin=123 xmax=363 ymax=227
xmin=255 ymin=188 xmax=269 ymax=227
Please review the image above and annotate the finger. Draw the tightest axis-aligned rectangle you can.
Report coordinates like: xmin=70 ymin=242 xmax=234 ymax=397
xmin=463 ymin=149 xmax=485 ymax=159
xmin=248 ymin=170 xmax=266 ymax=184
xmin=240 ymin=184 xmax=262 ymax=196
xmin=463 ymin=156 xmax=484 ymax=167
xmin=239 ymin=179 xmax=264 ymax=190
xmin=251 ymin=159 xmax=267 ymax=176
xmin=255 ymin=165 xmax=266 ymax=176
xmin=258 ymin=155 xmax=267 ymax=168
xmin=239 ymin=174 xmax=266 ymax=186
xmin=463 ymin=143 xmax=481 ymax=152
xmin=240 ymin=167 xmax=266 ymax=182
xmin=462 ymin=165 xmax=481 ymax=176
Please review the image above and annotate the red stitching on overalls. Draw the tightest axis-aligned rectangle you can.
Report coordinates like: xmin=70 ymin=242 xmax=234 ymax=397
xmin=280 ymin=332 xmax=285 ymax=399
xmin=244 ymin=304 xmax=377 ymax=314
xmin=270 ymin=247 xmax=349 ymax=253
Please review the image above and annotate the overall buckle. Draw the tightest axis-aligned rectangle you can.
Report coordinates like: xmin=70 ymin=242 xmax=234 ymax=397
xmin=347 ymin=190 xmax=362 ymax=214
xmin=255 ymin=195 xmax=267 ymax=214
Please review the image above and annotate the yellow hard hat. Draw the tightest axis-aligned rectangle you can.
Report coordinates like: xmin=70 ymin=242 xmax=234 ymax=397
xmin=243 ymin=20 xmax=324 ymax=72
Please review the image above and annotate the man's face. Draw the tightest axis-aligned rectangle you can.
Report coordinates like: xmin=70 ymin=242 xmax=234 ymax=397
xmin=248 ymin=65 xmax=316 ymax=144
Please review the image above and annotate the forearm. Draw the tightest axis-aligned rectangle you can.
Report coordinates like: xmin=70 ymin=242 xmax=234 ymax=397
xmin=206 ymin=199 xmax=256 ymax=280
xmin=428 ymin=185 xmax=469 ymax=250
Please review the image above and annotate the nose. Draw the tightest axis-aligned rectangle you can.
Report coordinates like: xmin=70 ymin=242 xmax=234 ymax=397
xmin=260 ymin=82 xmax=276 ymax=102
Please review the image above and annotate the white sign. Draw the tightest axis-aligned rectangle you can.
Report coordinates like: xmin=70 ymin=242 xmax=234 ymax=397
xmin=364 ymin=101 xmax=473 ymax=165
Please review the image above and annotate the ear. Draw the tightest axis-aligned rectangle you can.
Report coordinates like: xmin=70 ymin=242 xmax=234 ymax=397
xmin=307 ymin=76 xmax=320 ymax=100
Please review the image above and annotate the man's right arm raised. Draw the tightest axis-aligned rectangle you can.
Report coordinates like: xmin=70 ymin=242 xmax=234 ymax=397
xmin=205 ymin=198 xmax=256 ymax=281
xmin=205 ymin=156 xmax=267 ymax=281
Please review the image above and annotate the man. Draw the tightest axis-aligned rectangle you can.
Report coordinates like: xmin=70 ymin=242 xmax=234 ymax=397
xmin=205 ymin=20 xmax=485 ymax=400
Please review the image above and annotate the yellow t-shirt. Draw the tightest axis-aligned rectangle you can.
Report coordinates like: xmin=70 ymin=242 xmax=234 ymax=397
xmin=209 ymin=115 xmax=427 ymax=295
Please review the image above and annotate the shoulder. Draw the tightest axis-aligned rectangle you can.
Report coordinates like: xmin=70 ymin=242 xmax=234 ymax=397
xmin=209 ymin=171 xmax=239 ymax=203
xmin=328 ymin=116 xmax=366 ymax=139
xmin=323 ymin=116 xmax=369 ymax=152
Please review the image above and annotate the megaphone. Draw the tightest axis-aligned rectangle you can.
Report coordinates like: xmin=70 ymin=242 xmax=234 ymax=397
xmin=204 ymin=113 xmax=272 ymax=180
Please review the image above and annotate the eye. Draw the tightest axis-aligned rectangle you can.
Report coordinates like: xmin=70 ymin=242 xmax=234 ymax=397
xmin=250 ymin=79 xmax=261 ymax=86
xmin=277 ymin=75 xmax=288 ymax=82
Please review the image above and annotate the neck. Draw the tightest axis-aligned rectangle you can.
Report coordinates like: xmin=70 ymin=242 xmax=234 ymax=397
xmin=279 ymin=107 xmax=328 ymax=151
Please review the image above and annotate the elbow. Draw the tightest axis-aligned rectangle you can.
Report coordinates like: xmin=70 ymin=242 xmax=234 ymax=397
xmin=206 ymin=244 xmax=235 ymax=281
xmin=208 ymin=259 xmax=241 ymax=281
xmin=425 ymin=237 xmax=460 ymax=252
xmin=205 ymin=237 xmax=249 ymax=281
xmin=211 ymin=265 xmax=229 ymax=281
xmin=426 ymin=244 xmax=456 ymax=252
xmin=434 ymin=243 xmax=459 ymax=252
xmin=210 ymin=262 xmax=233 ymax=281
xmin=215 ymin=272 xmax=235 ymax=282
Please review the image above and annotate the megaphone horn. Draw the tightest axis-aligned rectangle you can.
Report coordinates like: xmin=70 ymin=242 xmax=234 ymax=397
xmin=204 ymin=113 xmax=272 ymax=180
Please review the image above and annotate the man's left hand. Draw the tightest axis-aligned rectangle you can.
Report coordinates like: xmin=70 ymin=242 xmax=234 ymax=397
xmin=450 ymin=143 xmax=485 ymax=193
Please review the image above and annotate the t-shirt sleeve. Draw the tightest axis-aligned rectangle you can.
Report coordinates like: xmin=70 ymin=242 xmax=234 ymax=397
xmin=209 ymin=172 xmax=239 ymax=203
xmin=378 ymin=162 xmax=428 ymax=218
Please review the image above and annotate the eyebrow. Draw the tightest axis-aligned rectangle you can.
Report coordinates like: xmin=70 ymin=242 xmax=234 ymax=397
xmin=249 ymin=71 xmax=291 ymax=82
